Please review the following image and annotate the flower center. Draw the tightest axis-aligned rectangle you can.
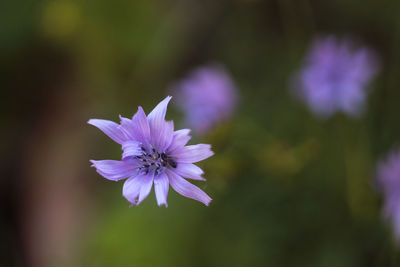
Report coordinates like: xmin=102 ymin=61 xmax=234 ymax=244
xmin=136 ymin=146 xmax=177 ymax=175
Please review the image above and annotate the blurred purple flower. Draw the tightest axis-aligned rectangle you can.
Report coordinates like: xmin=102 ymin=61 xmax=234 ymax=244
xmin=377 ymin=148 xmax=400 ymax=240
xmin=172 ymin=64 xmax=238 ymax=134
xmin=88 ymin=96 xmax=213 ymax=207
xmin=292 ymin=36 xmax=379 ymax=118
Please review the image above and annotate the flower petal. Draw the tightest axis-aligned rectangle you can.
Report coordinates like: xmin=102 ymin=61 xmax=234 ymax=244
xmin=122 ymin=174 xmax=154 ymax=205
xmin=119 ymin=107 xmax=151 ymax=145
xmin=147 ymin=96 xmax=172 ymax=125
xmin=174 ymin=163 xmax=205 ymax=181
xmin=154 ymin=173 xmax=169 ymax=207
xmin=119 ymin=116 xmax=134 ymax=139
xmin=90 ymin=160 xmax=137 ymax=181
xmin=132 ymin=107 xmax=151 ymax=143
xmin=88 ymin=119 xmax=127 ymax=144
xmin=157 ymin=120 xmax=175 ymax=151
xmin=122 ymin=141 xmax=142 ymax=160
xmin=167 ymin=129 xmax=191 ymax=152
xmin=138 ymin=173 xmax=154 ymax=205
xmin=172 ymin=144 xmax=214 ymax=163
xmin=147 ymin=96 xmax=172 ymax=150
xmin=122 ymin=175 xmax=144 ymax=204
xmin=166 ymin=169 xmax=211 ymax=206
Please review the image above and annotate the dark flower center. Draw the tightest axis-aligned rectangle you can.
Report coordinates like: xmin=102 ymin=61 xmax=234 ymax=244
xmin=136 ymin=146 xmax=177 ymax=175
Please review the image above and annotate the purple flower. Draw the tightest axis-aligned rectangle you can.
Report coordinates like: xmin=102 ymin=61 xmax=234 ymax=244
xmin=172 ymin=64 xmax=238 ymax=134
xmin=292 ymin=36 xmax=379 ymax=118
xmin=377 ymin=148 xmax=400 ymax=240
xmin=88 ymin=96 xmax=213 ymax=207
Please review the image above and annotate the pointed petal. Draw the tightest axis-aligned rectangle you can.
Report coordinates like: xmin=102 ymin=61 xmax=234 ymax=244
xmin=154 ymin=173 xmax=169 ymax=207
xmin=138 ymin=173 xmax=154 ymax=205
xmin=90 ymin=160 xmax=137 ymax=181
xmin=174 ymin=163 xmax=205 ymax=181
xmin=88 ymin=119 xmax=127 ymax=144
xmin=167 ymin=129 xmax=191 ymax=152
xmin=122 ymin=141 xmax=142 ymax=160
xmin=172 ymin=144 xmax=214 ymax=163
xmin=147 ymin=96 xmax=172 ymax=125
xmin=157 ymin=120 xmax=174 ymax=151
xmin=131 ymin=107 xmax=151 ymax=143
xmin=119 ymin=107 xmax=151 ymax=145
xmin=166 ymin=169 xmax=212 ymax=206
xmin=122 ymin=175 xmax=145 ymax=204
xmin=122 ymin=174 xmax=153 ymax=205
xmin=119 ymin=116 xmax=134 ymax=140
xmin=147 ymin=96 xmax=173 ymax=150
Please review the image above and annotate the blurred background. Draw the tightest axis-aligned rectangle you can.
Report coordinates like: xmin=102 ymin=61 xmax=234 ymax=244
xmin=2 ymin=0 xmax=400 ymax=266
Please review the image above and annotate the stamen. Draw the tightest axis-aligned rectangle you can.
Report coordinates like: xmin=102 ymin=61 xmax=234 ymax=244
xmin=136 ymin=147 xmax=177 ymax=175
xmin=169 ymin=160 xmax=177 ymax=168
